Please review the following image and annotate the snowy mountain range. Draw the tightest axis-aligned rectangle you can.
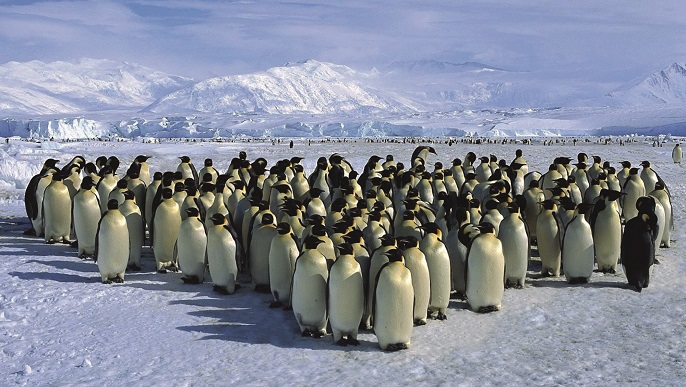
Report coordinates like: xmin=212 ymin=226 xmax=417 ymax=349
xmin=0 ymin=58 xmax=685 ymax=139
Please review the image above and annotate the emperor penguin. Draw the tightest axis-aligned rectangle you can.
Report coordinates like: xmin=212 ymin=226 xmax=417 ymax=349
xmin=126 ymin=169 xmax=147 ymax=217
xmin=362 ymin=211 xmax=387 ymax=253
xmin=268 ymin=222 xmax=300 ymax=308
xmin=249 ymin=213 xmax=277 ymax=292
xmin=465 ymin=222 xmax=505 ymax=313
xmin=177 ymin=156 xmax=199 ymax=185
xmin=590 ymin=189 xmax=624 ymax=273
xmin=291 ymin=235 xmax=329 ymax=337
xmin=445 ymin=209 xmax=476 ymax=298
xmin=418 ymin=223 xmax=451 ymax=320
xmin=131 ymin=155 xmax=151 ymax=185
xmin=571 ymin=163 xmax=590 ymax=197
xmin=522 ymin=180 xmax=544 ymax=243
xmin=43 ymin=172 xmax=72 ymax=244
xmin=207 ymin=213 xmax=239 ymax=295
xmin=639 ymin=161 xmax=661 ymax=194
xmin=96 ymin=166 xmax=118 ymax=214
xmin=475 ymin=156 xmax=492 ymax=183
xmin=398 ymin=236 xmax=430 ymax=326
xmin=672 ymin=144 xmax=682 ymax=164
xmin=561 ymin=203 xmax=595 ymax=284
xmin=328 ymin=242 xmax=364 ymax=346
xmin=536 ymin=200 xmax=562 ymax=277
xmin=24 ymin=158 xmax=60 ymax=236
xmin=108 ymin=179 xmax=129 ymax=207
xmin=176 ymin=208 xmax=207 ymax=284
xmin=152 ymin=188 xmax=182 ymax=273
xmin=637 ymin=196 xmax=665 ymax=260
xmin=512 ymin=149 xmax=529 ymax=176
xmin=95 ymin=200 xmax=129 ymax=284
xmin=198 ymin=158 xmax=219 ymax=185
xmin=587 ymin=156 xmax=603 ymax=182
xmin=649 ymin=182 xmax=672 ymax=248
xmin=622 ymin=208 xmax=658 ymax=292
xmin=145 ymin=172 xmax=163 ymax=231
xmin=119 ymin=190 xmax=145 ymax=271
xmin=616 ymin=161 xmax=631 ymax=188
xmin=499 ymin=202 xmax=529 ymax=289
xmin=622 ymin=168 xmax=645 ymax=221
xmin=368 ymin=234 xmax=396 ymax=327
xmin=72 ymin=176 xmax=101 ymax=257
xmin=373 ymin=248 xmax=414 ymax=351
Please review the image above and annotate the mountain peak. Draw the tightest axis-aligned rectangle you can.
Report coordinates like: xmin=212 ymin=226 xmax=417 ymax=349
xmin=609 ymin=62 xmax=686 ymax=104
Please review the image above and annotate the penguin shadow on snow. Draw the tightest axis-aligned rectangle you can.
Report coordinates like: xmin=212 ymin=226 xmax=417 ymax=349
xmin=9 ymin=269 xmax=99 ymax=284
xmin=173 ymin=292 xmax=378 ymax=351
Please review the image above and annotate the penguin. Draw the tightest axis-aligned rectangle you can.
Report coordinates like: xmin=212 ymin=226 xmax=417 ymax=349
xmin=637 ymin=196 xmax=665 ymax=260
xmin=291 ymin=235 xmax=329 ymax=337
xmin=96 ymin=166 xmax=118 ymax=214
xmin=475 ymin=156 xmax=492 ymax=183
xmin=108 ymin=179 xmax=129 ymax=207
xmin=43 ymin=172 xmax=72 ymax=244
xmin=649 ymin=182 xmax=672 ymax=248
xmin=119 ymin=190 xmax=145 ymax=271
xmin=445 ymin=212 xmax=477 ymax=298
xmin=590 ymin=189 xmax=624 ymax=273
xmin=562 ymin=203 xmax=595 ymax=284
xmin=24 ymin=158 xmax=60 ymax=236
xmin=249 ymin=213 xmax=277 ymax=292
xmin=465 ymin=222 xmax=505 ymax=313
xmin=367 ymin=234 xmax=396 ymax=327
xmin=94 ymin=199 xmax=129 ymax=284
xmin=616 ymin=161 xmax=631 ymax=188
xmin=145 ymin=172 xmax=163 ymax=231
xmin=175 ymin=207 xmax=207 ymax=284
xmin=268 ymin=222 xmax=300 ymax=308
xmin=198 ymin=158 xmax=219 ymax=185
xmin=622 ymin=210 xmax=658 ymax=292
xmin=536 ymin=200 xmax=562 ymax=277
xmin=672 ymin=144 xmax=682 ymax=164
xmin=152 ymin=188 xmax=182 ymax=273
xmin=72 ymin=176 xmax=101 ymax=257
xmin=328 ymin=242 xmax=364 ymax=346
xmin=362 ymin=211 xmax=387 ymax=253
xmin=639 ymin=161 xmax=660 ymax=195
xmin=512 ymin=149 xmax=529 ymax=175
xmin=207 ymin=213 xmax=239 ymax=295
xmin=132 ymin=155 xmax=151 ymax=184
xmin=522 ymin=180 xmax=544 ymax=243
xmin=499 ymin=202 xmax=529 ymax=289
xmin=373 ymin=248 xmax=414 ymax=351
xmin=126 ymin=169 xmax=147 ymax=217
xmin=622 ymin=168 xmax=645 ymax=221
xmin=418 ymin=223 xmax=451 ymax=320
xmin=177 ymin=156 xmax=199 ymax=184
xmin=398 ymin=236 xmax=430 ymax=326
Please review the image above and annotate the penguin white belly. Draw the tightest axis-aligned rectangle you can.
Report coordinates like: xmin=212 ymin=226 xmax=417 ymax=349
xmin=445 ymin=231 xmax=468 ymax=296
xmin=562 ymin=219 xmax=594 ymax=283
xmin=73 ymin=191 xmax=101 ymax=256
xmin=420 ymin=240 xmax=451 ymax=316
xmin=537 ymin=214 xmax=561 ymax=276
xmin=268 ymin=235 xmax=298 ymax=305
xmin=32 ymin=176 xmax=52 ymax=236
xmin=120 ymin=204 xmax=144 ymax=268
xmin=207 ymin=227 xmax=238 ymax=293
xmin=97 ymin=214 xmax=129 ymax=283
xmin=622 ymin=184 xmax=643 ymax=221
xmin=43 ymin=184 xmax=72 ymax=243
xmin=594 ymin=208 xmax=622 ymax=272
xmin=466 ymin=236 xmax=505 ymax=312
xmin=177 ymin=219 xmax=207 ymax=282
xmin=367 ymin=247 xmax=391 ymax=327
xmin=374 ymin=263 xmax=414 ymax=350
xmin=291 ymin=253 xmax=329 ymax=334
xmin=404 ymin=250 xmax=430 ymax=325
xmin=153 ymin=203 xmax=182 ymax=270
xmin=249 ymin=227 xmax=274 ymax=289
xmin=328 ymin=256 xmax=364 ymax=343
xmin=499 ymin=217 xmax=529 ymax=288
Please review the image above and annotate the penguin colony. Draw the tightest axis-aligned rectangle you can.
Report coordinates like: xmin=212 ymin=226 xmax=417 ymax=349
xmin=23 ymin=146 xmax=673 ymax=350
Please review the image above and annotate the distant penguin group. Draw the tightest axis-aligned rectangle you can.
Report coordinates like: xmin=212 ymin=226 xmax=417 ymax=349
xmin=22 ymin=142 xmax=675 ymax=350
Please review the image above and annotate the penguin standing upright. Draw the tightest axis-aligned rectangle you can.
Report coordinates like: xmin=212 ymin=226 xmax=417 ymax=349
xmin=96 ymin=166 xmax=117 ymax=214
xmin=43 ymin=172 xmax=72 ymax=244
xmin=291 ymin=235 xmax=329 ymax=337
xmin=536 ymin=200 xmax=562 ymax=277
xmin=176 ymin=208 xmax=207 ymax=284
xmin=24 ymin=158 xmax=59 ymax=236
xmin=328 ymin=243 xmax=364 ymax=346
xmin=207 ymin=213 xmax=239 ymax=294
xmin=177 ymin=156 xmax=199 ymax=185
xmin=374 ymin=248 xmax=414 ymax=351
xmin=132 ymin=155 xmax=151 ymax=185
xmin=590 ymin=189 xmax=624 ymax=273
xmin=499 ymin=202 xmax=529 ymax=289
xmin=562 ymin=204 xmax=595 ymax=284
xmin=639 ymin=161 xmax=660 ymax=194
xmin=649 ymin=182 xmax=672 ymax=248
xmin=418 ymin=223 xmax=451 ymax=320
xmin=249 ymin=213 xmax=277 ymax=292
xmin=152 ymin=188 xmax=182 ymax=273
xmin=268 ymin=222 xmax=300 ymax=308
xmin=119 ymin=190 xmax=145 ymax=271
xmin=622 ymin=207 xmax=658 ymax=292
xmin=72 ymin=176 xmax=101 ymax=257
xmin=672 ymin=144 xmax=682 ymax=164
xmin=95 ymin=200 xmax=129 ymax=284
xmin=399 ymin=236 xmax=430 ymax=326
xmin=465 ymin=223 xmax=505 ymax=313
xmin=622 ymin=168 xmax=645 ymax=221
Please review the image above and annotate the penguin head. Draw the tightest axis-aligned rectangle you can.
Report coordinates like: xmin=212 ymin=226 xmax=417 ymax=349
xmin=210 ymin=213 xmax=226 ymax=225
xmin=335 ymin=242 xmax=354 ymax=256
xmin=174 ymin=182 xmax=186 ymax=193
xmin=309 ymin=187 xmax=324 ymax=198
xmin=311 ymin=224 xmax=328 ymax=237
xmin=477 ymin=222 xmax=496 ymax=235
xmin=185 ymin=207 xmax=200 ymax=218
xmin=179 ymin=156 xmax=191 ymax=163
xmin=452 ymin=158 xmax=462 ymax=166
xmin=540 ymin=200 xmax=557 ymax=211
xmin=621 ymin=161 xmax=631 ymax=168
xmin=123 ymin=190 xmax=135 ymax=201
xmin=402 ymin=211 xmax=416 ymax=221
xmin=80 ymin=176 xmax=94 ymax=190
xmin=203 ymin=158 xmax=213 ymax=167
xmin=379 ymin=234 xmax=396 ymax=247
xmin=654 ymin=181 xmax=665 ymax=191
xmin=107 ymin=199 xmax=119 ymax=211
xmin=515 ymin=149 xmax=523 ymax=158
xmin=629 ymin=168 xmax=639 ymax=175
xmin=117 ymin=179 xmax=128 ymax=189
xmin=276 ymin=222 xmax=292 ymax=235
xmin=397 ymin=235 xmax=419 ymax=249
xmin=261 ymin=213 xmax=275 ymax=225
xmin=418 ymin=222 xmax=440 ymax=236
xmin=592 ymin=155 xmax=601 ymax=164
xmin=484 ymin=199 xmax=500 ymax=211
xmin=640 ymin=160 xmax=651 ymax=168
xmin=576 ymin=203 xmax=594 ymax=215
xmin=383 ymin=248 xmax=404 ymax=263
xmin=161 ymin=188 xmax=173 ymax=200
xmin=44 ymin=158 xmax=60 ymax=169
xmin=303 ymin=234 xmax=325 ymax=249
xmin=577 ymin=152 xmax=588 ymax=163
xmin=306 ymin=214 xmax=323 ymax=226
xmin=153 ymin=172 xmax=163 ymax=181
xmin=636 ymin=196 xmax=656 ymax=214
xmin=135 ymin=155 xmax=150 ymax=162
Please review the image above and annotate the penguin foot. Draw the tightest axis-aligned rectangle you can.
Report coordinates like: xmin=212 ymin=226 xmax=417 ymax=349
xmin=347 ymin=338 xmax=360 ymax=346
xmin=437 ymin=312 xmax=447 ymax=321
xmin=254 ymin=284 xmax=271 ymax=293
xmin=127 ymin=264 xmax=142 ymax=272
xmin=23 ymin=228 xmax=36 ymax=236
xmin=167 ymin=265 xmax=179 ymax=273
xmin=69 ymin=240 xmax=79 ymax=248
xmin=312 ymin=330 xmax=326 ymax=339
xmin=568 ymin=277 xmax=589 ymax=285
xmin=514 ymin=283 xmax=524 ymax=289
xmin=654 ymin=258 xmax=661 ymax=265
xmin=46 ymin=240 xmax=56 ymax=245
xmin=212 ymin=285 xmax=230 ymax=295
xmin=335 ymin=338 xmax=348 ymax=346
xmin=234 ymin=283 xmax=242 ymax=291
xmin=112 ymin=276 xmax=124 ymax=284
xmin=477 ymin=306 xmax=500 ymax=313
xmin=181 ymin=275 xmax=201 ymax=284
xmin=269 ymin=301 xmax=283 ymax=309
xmin=157 ymin=268 xmax=168 ymax=274
xmin=414 ymin=319 xmax=427 ymax=326
xmin=359 ymin=322 xmax=372 ymax=330
xmin=102 ymin=279 xmax=112 ymax=284
xmin=301 ymin=330 xmax=313 ymax=338
xmin=386 ymin=343 xmax=409 ymax=352
xmin=61 ymin=239 xmax=73 ymax=245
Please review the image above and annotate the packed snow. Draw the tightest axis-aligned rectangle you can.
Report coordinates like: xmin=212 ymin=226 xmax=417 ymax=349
xmin=1 ymin=137 xmax=684 ymax=385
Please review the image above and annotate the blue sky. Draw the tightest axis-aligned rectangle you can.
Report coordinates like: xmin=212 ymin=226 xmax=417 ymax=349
xmin=1 ymin=0 xmax=685 ymax=81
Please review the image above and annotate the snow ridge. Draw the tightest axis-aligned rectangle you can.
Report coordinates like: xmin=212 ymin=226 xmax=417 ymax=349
xmin=608 ymin=62 xmax=686 ymax=104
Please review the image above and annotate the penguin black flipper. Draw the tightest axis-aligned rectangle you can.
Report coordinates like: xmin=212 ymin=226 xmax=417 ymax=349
xmin=589 ymin=198 xmax=605 ymax=233
xmin=25 ymin=174 xmax=42 ymax=220
xmin=371 ymin=261 xmax=392 ymax=334
xmin=290 ymin=232 xmax=301 ymax=253
xmin=552 ymin=211 xmax=564 ymax=248
xmin=94 ymin=211 xmax=107 ymax=263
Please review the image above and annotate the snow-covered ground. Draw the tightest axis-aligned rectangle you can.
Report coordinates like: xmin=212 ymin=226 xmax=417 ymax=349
xmin=1 ymin=138 xmax=685 ymax=386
